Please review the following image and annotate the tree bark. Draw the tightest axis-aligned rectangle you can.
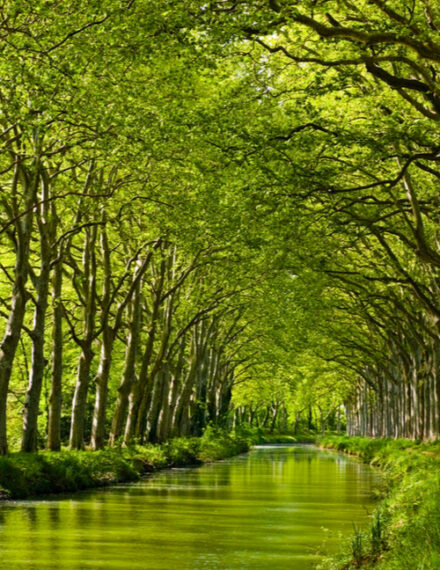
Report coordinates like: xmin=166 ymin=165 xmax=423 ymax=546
xmin=109 ymin=280 xmax=142 ymax=444
xmin=69 ymin=224 xmax=97 ymax=450
xmin=22 ymin=169 xmax=51 ymax=452
xmin=0 ymin=160 xmax=36 ymax=455
xmin=47 ymin=255 xmax=63 ymax=451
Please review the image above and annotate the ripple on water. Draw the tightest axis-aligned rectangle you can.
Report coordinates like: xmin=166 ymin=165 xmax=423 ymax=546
xmin=0 ymin=445 xmax=380 ymax=570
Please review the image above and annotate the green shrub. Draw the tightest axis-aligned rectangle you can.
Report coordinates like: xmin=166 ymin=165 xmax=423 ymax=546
xmin=198 ymin=426 xmax=249 ymax=461
xmin=163 ymin=437 xmax=201 ymax=466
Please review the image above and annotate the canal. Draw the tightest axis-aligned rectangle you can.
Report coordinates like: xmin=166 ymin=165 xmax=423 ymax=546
xmin=0 ymin=445 xmax=380 ymax=569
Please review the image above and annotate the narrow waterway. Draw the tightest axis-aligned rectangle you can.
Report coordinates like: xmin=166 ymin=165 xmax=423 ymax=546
xmin=0 ymin=445 xmax=380 ymax=569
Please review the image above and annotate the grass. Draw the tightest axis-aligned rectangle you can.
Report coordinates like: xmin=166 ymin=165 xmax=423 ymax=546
xmin=317 ymin=435 xmax=440 ymax=569
xmin=0 ymin=428 xmax=249 ymax=500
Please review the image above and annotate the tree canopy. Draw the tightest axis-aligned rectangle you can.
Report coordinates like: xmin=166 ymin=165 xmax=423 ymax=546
xmin=0 ymin=0 xmax=439 ymax=452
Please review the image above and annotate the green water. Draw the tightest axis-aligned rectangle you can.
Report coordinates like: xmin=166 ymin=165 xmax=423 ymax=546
xmin=0 ymin=445 xmax=380 ymax=569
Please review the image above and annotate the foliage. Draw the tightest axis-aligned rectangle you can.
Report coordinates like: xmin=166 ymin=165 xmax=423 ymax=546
xmin=0 ymin=0 xmax=440 ymax=469
xmin=197 ymin=426 xmax=249 ymax=462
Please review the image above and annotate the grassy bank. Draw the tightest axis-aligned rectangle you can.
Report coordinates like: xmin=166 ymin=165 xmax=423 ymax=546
xmin=0 ymin=429 xmax=249 ymax=500
xmin=318 ymin=435 xmax=440 ymax=569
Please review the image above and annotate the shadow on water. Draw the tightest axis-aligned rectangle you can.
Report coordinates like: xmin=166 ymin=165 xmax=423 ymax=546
xmin=0 ymin=445 xmax=380 ymax=569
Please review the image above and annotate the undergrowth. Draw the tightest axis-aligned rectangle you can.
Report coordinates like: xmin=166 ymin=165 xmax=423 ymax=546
xmin=0 ymin=429 xmax=249 ymax=500
xmin=317 ymin=435 xmax=440 ymax=569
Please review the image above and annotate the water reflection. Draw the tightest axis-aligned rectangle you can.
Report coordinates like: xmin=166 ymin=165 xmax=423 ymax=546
xmin=0 ymin=445 xmax=380 ymax=569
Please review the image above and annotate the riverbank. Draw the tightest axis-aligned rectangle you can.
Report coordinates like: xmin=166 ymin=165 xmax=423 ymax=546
xmin=0 ymin=443 xmax=378 ymax=568
xmin=0 ymin=430 xmax=249 ymax=500
xmin=318 ymin=435 xmax=440 ymax=569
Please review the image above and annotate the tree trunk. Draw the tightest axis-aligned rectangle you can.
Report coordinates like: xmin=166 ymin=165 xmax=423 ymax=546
xmin=22 ymin=170 xmax=51 ymax=452
xmin=148 ymin=367 xmax=167 ymax=443
xmin=69 ymin=224 xmax=97 ymax=450
xmin=21 ymin=260 xmax=50 ymax=451
xmin=69 ymin=346 xmax=94 ymax=449
xmin=124 ymin=267 xmax=164 ymax=445
xmin=110 ymin=282 xmax=142 ymax=444
xmin=90 ymin=220 xmax=112 ymax=450
xmin=0 ymin=162 xmax=35 ymax=455
xmin=90 ymin=328 xmax=112 ymax=450
xmin=47 ymin=257 xmax=63 ymax=451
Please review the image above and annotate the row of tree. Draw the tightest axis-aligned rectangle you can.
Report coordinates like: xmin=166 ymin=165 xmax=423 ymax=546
xmin=3 ymin=0 xmax=440 ymax=448
xmin=0 ymin=2 xmax=272 ymax=453
xmin=195 ymin=0 xmax=440 ymax=440
xmin=1 ymin=154 xmax=256 ymax=453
